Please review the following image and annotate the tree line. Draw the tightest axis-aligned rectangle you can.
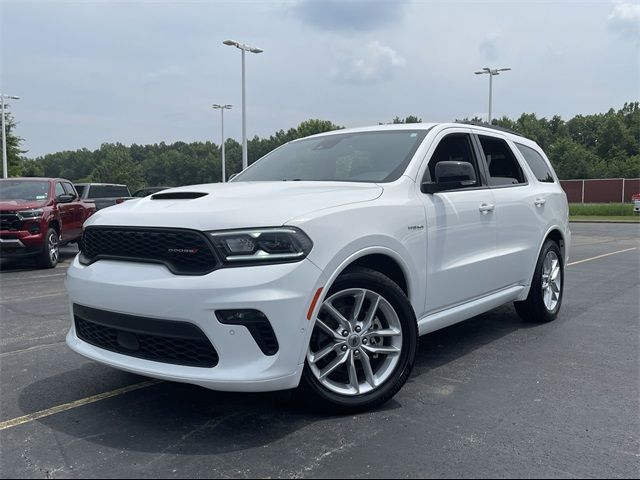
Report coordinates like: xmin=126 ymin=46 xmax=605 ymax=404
xmin=3 ymin=103 xmax=639 ymax=190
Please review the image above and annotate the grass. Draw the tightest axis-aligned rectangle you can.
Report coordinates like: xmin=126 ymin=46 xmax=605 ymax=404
xmin=569 ymin=203 xmax=639 ymax=222
xmin=569 ymin=215 xmax=640 ymax=223
xmin=569 ymin=203 xmax=636 ymax=216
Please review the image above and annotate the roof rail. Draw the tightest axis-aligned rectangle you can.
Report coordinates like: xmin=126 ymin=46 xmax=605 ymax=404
xmin=455 ymin=120 xmax=520 ymax=136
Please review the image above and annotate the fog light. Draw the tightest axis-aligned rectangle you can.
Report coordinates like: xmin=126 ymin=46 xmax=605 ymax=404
xmin=216 ymin=309 xmax=279 ymax=356
xmin=28 ymin=224 xmax=41 ymax=234
xmin=216 ymin=309 xmax=267 ymax=324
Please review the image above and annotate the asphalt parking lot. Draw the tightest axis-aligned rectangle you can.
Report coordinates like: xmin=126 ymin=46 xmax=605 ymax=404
xmin=1 ymin=223 xmax=638 ymax=479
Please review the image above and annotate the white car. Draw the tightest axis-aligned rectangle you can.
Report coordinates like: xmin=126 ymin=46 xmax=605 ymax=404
xmin=66 ymin=123 xmax=570 ymax=412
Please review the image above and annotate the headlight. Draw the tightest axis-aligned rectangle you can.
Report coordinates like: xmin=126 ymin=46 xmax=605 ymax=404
xmin=208 ymin=227 xmax=313 ymax=266
xmin=17 ymin=209 xmax=44 ymax=219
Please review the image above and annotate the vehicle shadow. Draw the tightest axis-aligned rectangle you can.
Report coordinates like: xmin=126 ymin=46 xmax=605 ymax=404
xmin=0 ymin=245 xmax=78 ymax=272
xmin=17 ymin=302 xmax=537 ymax=457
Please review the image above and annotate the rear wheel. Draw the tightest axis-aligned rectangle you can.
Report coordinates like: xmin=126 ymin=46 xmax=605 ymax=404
xmin=37 ymin=228 xmax=59 ymax=268
xmin=298 ymin=267 xmax=417 ymax=413
xmin=514 ymin=240 xmax=564 ymax=323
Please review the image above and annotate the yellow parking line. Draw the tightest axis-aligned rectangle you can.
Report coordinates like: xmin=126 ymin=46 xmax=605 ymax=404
xmin=0 ymin=380 xmax=161 ymax=432
xmin=568 ymin=247 xmax=637 ymax=267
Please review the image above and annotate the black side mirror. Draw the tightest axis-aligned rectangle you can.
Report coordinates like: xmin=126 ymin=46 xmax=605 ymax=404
xmin=421 ymin=161 xmax=477 ymax=194
xmin=56 ymin=193 xmax=76 ymax=203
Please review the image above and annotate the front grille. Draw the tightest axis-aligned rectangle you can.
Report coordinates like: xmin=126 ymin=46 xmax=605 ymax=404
xmin=73 ymin=304 xmax=219 ymax=368
xmin=0 ymin=213 xmax=22 ymax=231
xmin=80 ymin=227 xmax=219 ymax=275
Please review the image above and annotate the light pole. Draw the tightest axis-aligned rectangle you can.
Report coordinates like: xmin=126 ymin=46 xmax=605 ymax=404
xmin=223 ymin=39 xmax=263 ymax=170
xmin=1 ymin=94 xmax=20 ymax=179
xmin=474 ymin=67 xmax=511 ymax=124
xmin=211 ymin=104 xmax=232 ymax=182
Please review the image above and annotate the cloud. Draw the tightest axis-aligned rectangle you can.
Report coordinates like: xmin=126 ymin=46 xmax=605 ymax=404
xmin=608 ymin=2 xmax=640 ymax=40
xmin=143 ymin=65 xmax=186 ymax=84
xmin=291 ymin=0 xmax=407 ymax=31
xmin=330 ymin=41 xmax=405 ymax=84
xmin=479 ymin=34 xmax=501 ymax=61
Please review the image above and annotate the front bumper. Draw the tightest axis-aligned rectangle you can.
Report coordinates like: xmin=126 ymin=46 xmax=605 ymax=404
xmin=0 ymin=229 xmax=45 ymax=257
xmin=65 ymin=255 xmax=327 ymax=392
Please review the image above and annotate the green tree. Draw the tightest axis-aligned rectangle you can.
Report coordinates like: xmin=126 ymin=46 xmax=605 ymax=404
xmin=92 ymin=143 xmax=143 ymax=191
xmin=22 ymin=107 xmax=640 ymax=185
xmin=388 ymin=115 xmax=422 ymax=124
xmin=1 ymin=104 xmax=26 ymax=176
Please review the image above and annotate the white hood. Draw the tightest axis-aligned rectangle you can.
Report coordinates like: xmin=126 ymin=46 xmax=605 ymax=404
xmin=85 ymin=181 xmax=383 ymax=231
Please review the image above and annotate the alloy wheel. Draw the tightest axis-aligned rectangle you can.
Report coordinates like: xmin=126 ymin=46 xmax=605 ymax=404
xmin=307 ymin=288 xmax=403 ymax=396
xmin=541 ymin=250 xmax=561 ymax=311
xmin=48 ymin=232 xmax=59 ymax=264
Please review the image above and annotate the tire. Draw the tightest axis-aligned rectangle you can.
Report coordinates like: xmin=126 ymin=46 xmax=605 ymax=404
xmin=514 ymin=239 xmax=564 ymax=323
xmin=298 ymin=267 xmax=418 ymax=413
xmin=37 ymin=228 xmax=60 ymax=269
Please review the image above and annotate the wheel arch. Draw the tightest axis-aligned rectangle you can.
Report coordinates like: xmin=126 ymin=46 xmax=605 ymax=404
xmin=544 ymin=227 xmax=566 ymax=263
xmin=516 ymin=225 xmax=568 ymax=301
xmin=297 ymin=246 xmax=418 ymax=366
xmin=342 ymin=253 xmax=409 ymax=297
xmin=48 ymin=219 xmax=61 ymax=235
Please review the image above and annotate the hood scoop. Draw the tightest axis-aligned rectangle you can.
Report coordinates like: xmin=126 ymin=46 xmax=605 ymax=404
xmin=151 ymin=192 xmax=208 ymax=200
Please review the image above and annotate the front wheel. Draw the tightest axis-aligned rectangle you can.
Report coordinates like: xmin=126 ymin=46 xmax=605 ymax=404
xmin=298 ymin=267 xmax=417 ymax=413
xmin=514 ymin=240 xmax=564 ymax=323
xmin=37 ymin=228 xmax=59 ymax=268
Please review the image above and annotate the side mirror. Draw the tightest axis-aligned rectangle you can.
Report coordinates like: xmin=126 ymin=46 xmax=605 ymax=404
xmin=56 ymin=193 xmax=76 ymax=203
xmin=421 ymin=161 xmax=477 ymax=194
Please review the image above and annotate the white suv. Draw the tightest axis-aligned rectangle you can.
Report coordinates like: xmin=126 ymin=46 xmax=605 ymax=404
xmin=66 ymin=123 xmax=570 ymax=412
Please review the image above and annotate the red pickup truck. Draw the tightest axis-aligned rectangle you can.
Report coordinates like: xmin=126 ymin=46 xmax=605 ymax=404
xmin=0 ymin=178 xmax=96 ymax=268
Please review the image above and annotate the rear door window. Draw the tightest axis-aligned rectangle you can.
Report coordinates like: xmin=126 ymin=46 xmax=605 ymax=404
xmin=477 ymin=135 xmax=527 ymax=187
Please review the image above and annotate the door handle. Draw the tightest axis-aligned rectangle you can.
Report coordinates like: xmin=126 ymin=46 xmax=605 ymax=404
xmin=479 ymin=203 xmax=495 ymax=214
xmin=534 ymin=198 xmax=547 ymax=207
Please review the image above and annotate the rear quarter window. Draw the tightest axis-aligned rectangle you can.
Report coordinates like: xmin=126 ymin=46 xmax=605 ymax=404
xmin=515 ymin=143 xmax=555 ymax=183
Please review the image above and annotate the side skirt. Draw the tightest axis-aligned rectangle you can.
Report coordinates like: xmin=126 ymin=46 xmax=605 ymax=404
xmin=417 ymin=286 xmax=525 ymax=336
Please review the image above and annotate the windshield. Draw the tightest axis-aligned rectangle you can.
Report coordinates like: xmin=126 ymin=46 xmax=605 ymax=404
xmin=234 ymin=130 xmax=429 ymax=183
xmin=0 ymin=180 xmax=50 ymax=201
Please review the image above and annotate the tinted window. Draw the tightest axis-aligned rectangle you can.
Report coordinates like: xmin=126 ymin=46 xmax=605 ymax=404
xmin=0 ymin=180 xmax=50 ymax=201
xmin=87 ymin=186 xmax=131 ymax=198
xmin=55 ymin=183 xmax=66 ymax=197
xmin=478 ymin=136 xmax=526 ymax=186
xmin=75 ymin=185 xmax=86 ymax=197
xmin=234 ymin=130 xmax=429 ymax=183
xmin=516 ymin=143 xmax=555 ymax=183
xmin=424 ymin=134 xmax=480 ymax=184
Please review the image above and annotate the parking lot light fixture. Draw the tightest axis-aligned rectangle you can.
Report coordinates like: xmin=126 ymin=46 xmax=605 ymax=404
xmin=1 ymin=94 xmax=21 ymax=179
xmin=474 ymin=67 xmax=511 ymax=124
xmin=211 ymin=104 xmax=232 ymax=183
xmin=223 ymin=39 xmax=263 ymax=171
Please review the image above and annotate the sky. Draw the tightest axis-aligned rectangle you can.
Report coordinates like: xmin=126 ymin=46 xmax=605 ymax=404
xmin=1 ymin=0 xmax=639 ymax=158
